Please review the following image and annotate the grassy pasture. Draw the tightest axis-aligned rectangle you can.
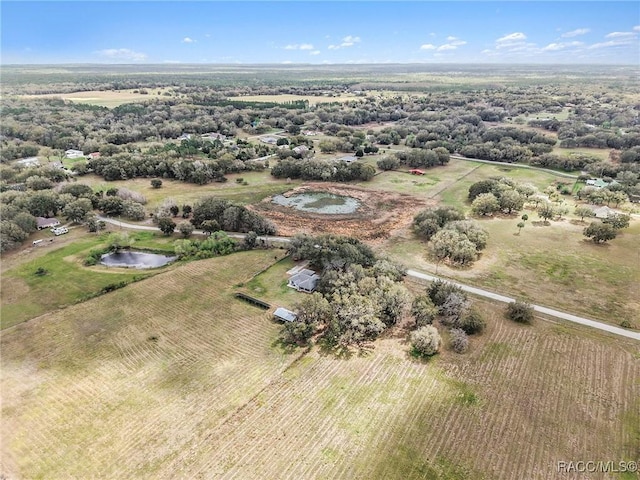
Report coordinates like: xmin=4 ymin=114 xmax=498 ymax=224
xmin=0 ymin=231 xmax=178 ymax=329
xmin=376 ymin=161 xmax=638 ymax=326
xmin=21 ymin=88 xmax=172 ymax=107
xmin=76 ymin=170 xmax=300 ymax=210
xmin=2 ymin=263 xmax=637 ymax=479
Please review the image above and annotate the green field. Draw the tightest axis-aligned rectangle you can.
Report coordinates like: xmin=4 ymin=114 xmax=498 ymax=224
xmin=78 ymin=171 xmax=301 ymax=210
xmin=0 ymin=232 xmax=176 ymax=329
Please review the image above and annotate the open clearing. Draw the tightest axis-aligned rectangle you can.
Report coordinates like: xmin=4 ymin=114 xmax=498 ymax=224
xmin=77 ymin=171 xmax=301 ymax=210
xmin=2 ymin=256 xmax=638 ymax=479
xmin=21 ymin=88 xmax=172 ymax=107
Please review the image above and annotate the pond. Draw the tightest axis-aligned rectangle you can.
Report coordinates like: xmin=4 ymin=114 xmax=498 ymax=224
xmin=272 ymin=192 xmax=360 ymax=214
xmin=100 ymin=251 xmax=177 ymax=269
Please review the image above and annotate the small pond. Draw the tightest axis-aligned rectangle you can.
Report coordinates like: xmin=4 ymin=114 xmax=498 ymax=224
xmin=272 ymin=192 xmax=360 ymax=214
xmin=100 ymin=251 xmax=177 ymax=269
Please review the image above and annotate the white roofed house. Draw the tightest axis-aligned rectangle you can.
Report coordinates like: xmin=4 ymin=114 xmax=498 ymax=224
xmin=65 ymin=149 xmax=85 ymax=159
xmin=36 ymin=217 xmax=60 ymax=230
xmin=288 ymin=269 xmax=321 ymax=293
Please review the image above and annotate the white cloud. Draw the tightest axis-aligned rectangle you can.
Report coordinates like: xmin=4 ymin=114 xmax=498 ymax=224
xmin=182 ymin=37 xmax=195 ymax=43
xmin=420 ymin=44 xmax=436 ymax=50
xmin=437 ymin=44 xmax=457 ymax=51
xmin=285 ymin=43 xmax=315 ymax=50
xmin=542 ymin=41 xmax=584 ymax=51
xmin=588 ymin=39 xmax=635 ymax=49
xmin=446 ymin=36 xmax=457 ymax=42
xmin=329 ymin=35 xmax=361 ymax=50
xmin=96 ymin=48 xmax=147 ymax=61
xmin=605 ymin=31 xmax=635 ymax=38
xmin=310 ymin=50 xmax=320 ymax=56
xmin=281 ymin=60 xmax=293 ymax=64
xmin=497 ymin=32 xmax=527 ymax=43
xmin=634 ymin=25 xmax=640 ymax=32
xmin=561 ymin=28 xmax=590 ymax=38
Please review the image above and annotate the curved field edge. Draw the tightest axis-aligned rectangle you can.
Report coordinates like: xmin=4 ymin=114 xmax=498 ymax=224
xmin=2 ymin=250 xmax=638 ymax=479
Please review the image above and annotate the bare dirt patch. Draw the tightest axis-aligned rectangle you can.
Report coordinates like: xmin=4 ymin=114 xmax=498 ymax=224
xmin=250 ymin=183 xmax=431 ymax=241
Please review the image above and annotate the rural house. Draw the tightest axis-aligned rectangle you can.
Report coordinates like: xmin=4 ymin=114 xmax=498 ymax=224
xmin=338 ymin=155 xmax=357 ymax=163
xmin=591 ymin=205 xmax=617 ymax=219
xmin=288 ymin=268 xmax=321 ymax=293
xmin=273 ymin=307 xmax=297 ymax=323
xmin=36 ymin=217 xmax=61 ymax=230
xmin=64 ymin=149 xmax=84 ymax=159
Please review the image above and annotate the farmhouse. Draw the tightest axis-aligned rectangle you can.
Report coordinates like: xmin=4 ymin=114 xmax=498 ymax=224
xmin=586 ymin=178 xmax=620 ymax=189
xmin=177 ymin=134 xmax=192 ymax=141
xmin=338 ymin=155 xmax=358 ymax=163
xmin=36 ymin=217 xmax=60 ymax=230
xmin=88 ymin=152 xmax=101 ymax=159
xmin=201 ymin=132 xmax=226 ymax=141
xmin=288 ymin=268 xmax=321 ymax=293
xmin=273 ymin=307 xmax=297 ymax=323
xmin=65 ymin=149 xmax=84 ymax=159
xmin=259 ymin=136 xmax=279 ymax=145
xmin=591 ymin=205 xmax=617 ymax=219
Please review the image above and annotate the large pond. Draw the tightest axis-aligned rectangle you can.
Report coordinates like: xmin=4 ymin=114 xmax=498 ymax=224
xmin=272 ymin=192 xmax=360 ymax=214
xmin=100 ymin=251 xmax=177 ymax=269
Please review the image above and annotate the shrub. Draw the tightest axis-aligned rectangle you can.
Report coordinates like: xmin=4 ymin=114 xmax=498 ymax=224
xmin=449 ymin=328 xmax=469 ymax=353
xmin=506 ymin=300 xmax=534 ymax=324
xmin=411 ymin=325 xmax=442 ymax=357
xmin=428 ymin=280 xmax=467 ymax=307
xmin=458 ymin=308 xmax=486 ymax=334
xmin=150 ymin=179 xmax=163 ymax=189
xmin=411 ymin=294 xmax=438 ymax=326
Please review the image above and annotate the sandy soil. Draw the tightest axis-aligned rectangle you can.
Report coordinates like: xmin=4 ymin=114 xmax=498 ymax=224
xmin=250 ymin=183 xmax=432 ymax=242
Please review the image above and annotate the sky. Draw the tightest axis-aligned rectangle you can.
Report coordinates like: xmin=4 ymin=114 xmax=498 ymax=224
xmin=1 ymin=1 xmax=639 ymax=65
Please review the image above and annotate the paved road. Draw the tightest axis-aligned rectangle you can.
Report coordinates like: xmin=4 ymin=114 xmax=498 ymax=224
xmin=407 ymin=270 xmax=640 ymax=341
xmin=97 ymin=216 xmax=638 ymax=341
xmin=450 ymin=154 xmax=579 ymax=179
xmin=96 ymin=216 xmax=291 ymax=244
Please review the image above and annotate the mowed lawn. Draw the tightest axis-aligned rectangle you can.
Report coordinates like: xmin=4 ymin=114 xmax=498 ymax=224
xmin=2 ymin=263 xmax=637 ymax=480
xmin=77 ymin=171 xmax=300 ymax=210
xmin=0 ymin=237 xmax=147 ymax=329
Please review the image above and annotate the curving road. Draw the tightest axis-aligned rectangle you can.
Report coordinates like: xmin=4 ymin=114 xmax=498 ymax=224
xmin=97 ymin=216 xmax=639 ymax=341
xmin=407 ymin=270 xmax=640 ymax=341
xmin=450 ymin=154 xmax=580 ymax=179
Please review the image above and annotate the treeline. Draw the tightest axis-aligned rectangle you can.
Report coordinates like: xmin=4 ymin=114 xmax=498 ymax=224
xmin=188 ymin=196 xmax=277 ymax=235
xmin=377 ymin=147 xmax=450 ymax=170
xmin=271 ymin=159 xmax=376 ymax=182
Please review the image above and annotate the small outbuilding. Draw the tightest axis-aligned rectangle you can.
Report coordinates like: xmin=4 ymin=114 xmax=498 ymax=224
xmin=274 ymin=307 xmax=297 ymax=323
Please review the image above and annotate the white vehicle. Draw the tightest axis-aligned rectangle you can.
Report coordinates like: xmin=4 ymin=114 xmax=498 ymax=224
xmin=51 ymin=227 xmax=69 ymax=236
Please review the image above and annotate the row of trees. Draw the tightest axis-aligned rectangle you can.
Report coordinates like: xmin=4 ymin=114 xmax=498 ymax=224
xmin=271 ymin=159 xmax=376 ymax=182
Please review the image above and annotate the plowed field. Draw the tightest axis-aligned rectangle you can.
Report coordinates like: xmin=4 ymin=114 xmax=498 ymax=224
xmin=2 ymin=254 xmax=638 ymax=479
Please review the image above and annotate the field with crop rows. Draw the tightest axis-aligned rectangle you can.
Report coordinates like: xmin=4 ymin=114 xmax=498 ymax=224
xmin=2 ymin=252 xmax=638 ymax=479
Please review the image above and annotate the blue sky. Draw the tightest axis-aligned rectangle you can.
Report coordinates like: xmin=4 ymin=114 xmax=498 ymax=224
xmin=2 ymin=1 xmax=639 ymax=64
